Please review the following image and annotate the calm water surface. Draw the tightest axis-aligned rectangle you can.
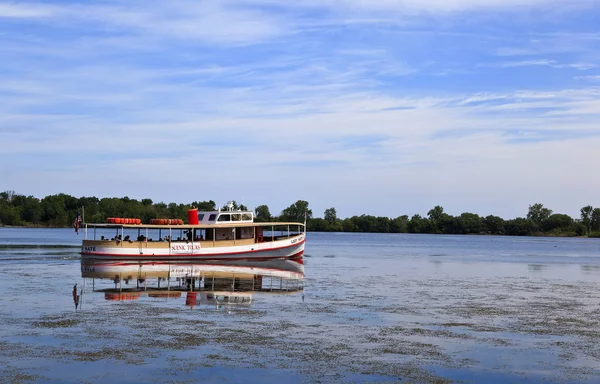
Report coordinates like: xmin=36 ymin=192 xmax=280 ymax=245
xmin=1 ymin=228 xmax=600 ymax=383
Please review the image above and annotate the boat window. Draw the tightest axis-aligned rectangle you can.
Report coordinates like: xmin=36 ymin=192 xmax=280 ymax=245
xmin=208 ymin=214 xmax=217 ymax=221
xmin=217 ymin=214 xmax=230 ymax=222
xmin=198 ymin=214 xmax=205 ymax=221
xmin=242 ymin=213 xmax=253 ymax=221
xmin=232 ymin=214 xmax=241 ymax=221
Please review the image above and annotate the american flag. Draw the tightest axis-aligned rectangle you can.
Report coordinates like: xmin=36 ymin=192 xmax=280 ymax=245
xmin=73 ymin=210 xmax=82 ymax=234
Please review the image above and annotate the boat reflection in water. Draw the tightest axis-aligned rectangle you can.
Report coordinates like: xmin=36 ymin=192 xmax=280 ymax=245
xmin=80 ymin=256 xmax=304 ymax=308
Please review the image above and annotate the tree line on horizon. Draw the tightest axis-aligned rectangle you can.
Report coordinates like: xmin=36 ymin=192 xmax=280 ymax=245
xmin=1 ymin=190 xmax=599 ymax=237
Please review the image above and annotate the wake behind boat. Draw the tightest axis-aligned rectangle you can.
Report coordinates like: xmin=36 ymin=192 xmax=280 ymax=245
xmin=80 ymin=203 xmax=306 ymax=261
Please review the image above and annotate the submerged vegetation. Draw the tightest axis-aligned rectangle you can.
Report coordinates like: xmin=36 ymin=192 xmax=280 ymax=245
xmin=0 ymin=190 xmax=599 ymax=237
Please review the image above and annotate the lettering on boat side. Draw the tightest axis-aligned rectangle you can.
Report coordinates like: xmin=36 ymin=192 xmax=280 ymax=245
xmin=169 ymin=265 xmax=201 ymax=277
xmin=171 ymin=244 xmax=202 ymax=253
xmin=291 ymin=235 xmax=304 ymax=244
xmin=83 ymin=246 xmax=96 ymax=252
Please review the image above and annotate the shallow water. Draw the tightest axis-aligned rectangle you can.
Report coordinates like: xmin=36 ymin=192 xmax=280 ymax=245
xmin=1 ymin=229 xmax=600 ymax=383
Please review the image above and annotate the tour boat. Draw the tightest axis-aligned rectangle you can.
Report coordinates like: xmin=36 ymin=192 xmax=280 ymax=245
xmin=80 ymin=204 xmax=306 ymax=261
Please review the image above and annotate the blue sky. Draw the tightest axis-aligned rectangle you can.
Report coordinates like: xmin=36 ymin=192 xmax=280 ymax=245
xmin=1 ymin=0 xmax=599 ymax=219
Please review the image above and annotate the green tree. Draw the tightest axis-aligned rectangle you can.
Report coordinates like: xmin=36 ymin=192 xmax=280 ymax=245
xmin=458 ymin=213 xmax=483 ymax=234
xmin=0 ymin=206 xmax=22 ymax=226
xmin=484 ymin=215 xmax=505 ymax=235
xmin=41 ymin=194 xmax=68 ymax=226
xmin=527 ymin=203 xmax=552 ymax=229
xmin=427 ymin=205 xmax=446 ymax=234
xmin=22 ymin=196 xmax=42 ymax=224
xmin=591 ymin=208 xmax=600 ymax=232
xmin=254 ymin=205 xmax=272 ymax=222
xmin=281 ymin=200 xmax=312 ymax=222
xmin=342 ymin=218 xmax=358 ymax=232
xmin=390 ymin=215 xmax=409 ymax=233
xmin=191 ymin=200 xmax=217 ymax=211
xmin=505 ymin=218 xmax=537 ymax=236
xmin=543 ymin=214 xmax=574 ymax=233
xmin=324 ymin=207 xmax=338 ymax=225
xmin=308 ymin=218 xmax=329 ymax=231
xmin=427 ymin=205 xmax=445 ymax=222
xmin=408 ymin=214 xmax=430 ymax=233
xmin=581 ymin=205 xmax=593 ymax=234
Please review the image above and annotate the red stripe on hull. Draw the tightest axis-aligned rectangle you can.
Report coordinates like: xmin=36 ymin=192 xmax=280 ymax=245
xmin=81 ymin=242 xmax=305 ymax=261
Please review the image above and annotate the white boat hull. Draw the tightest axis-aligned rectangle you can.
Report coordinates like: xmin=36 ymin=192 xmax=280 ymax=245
xmin=81 ymin=235 xmax=305 ymax=261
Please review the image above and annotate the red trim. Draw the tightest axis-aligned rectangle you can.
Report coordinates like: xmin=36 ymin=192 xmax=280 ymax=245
xmin=81 ymin=239 xmax=305 ymax=258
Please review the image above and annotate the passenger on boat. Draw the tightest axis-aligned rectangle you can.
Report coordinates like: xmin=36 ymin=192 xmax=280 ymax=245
xmin=101 ymin=236 xmax=105 ymax=240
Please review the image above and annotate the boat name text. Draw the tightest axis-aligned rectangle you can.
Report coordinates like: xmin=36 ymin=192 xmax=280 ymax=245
xmin=171 ymin=244 xmax=202 ymax=253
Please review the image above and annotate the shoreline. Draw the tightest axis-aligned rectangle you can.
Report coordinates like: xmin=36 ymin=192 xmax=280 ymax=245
xmin=0 ymin=224 xmax=596 ymax=238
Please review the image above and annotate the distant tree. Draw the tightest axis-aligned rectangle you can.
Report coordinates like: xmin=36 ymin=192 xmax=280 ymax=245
xmin=281 ymin=200 xmax=312 ymax=222
xmin=591 ymin=208 xmax=600 ymax=232
xmin=390 ymin=215 xmax=409 ymax=233
xmin=505 ymin=218 xmax=537 ymax=236
xmin=192 ymin=200 xmax=217 ymax=211
xmin=239 ymin=204 xmax=248 ymax=211
xmin=581 ymin=205 xmax=594 ymax=234
xmin=427 ymin=205 xmax=446 ymax=234
xmin=141 ymin=198 xmax=153 ymax=206
xmin=254 ymin=205 xmax=272 ymax=222
xmin=543 ymin=214 xmax=574 ymax=233
xmin=408 ymin=214 xmax=430 ymax=234
xmin=352 ymin=215 xmax=378 ymax=232
xmin=484 ymin=215 xmax=505 ymax=235
xmin=527 ymin=203 xmax=552 ymax=229
xmin=459 ymin=212 xmax=483 ymax=234
xmin=0 ymin=190 xmax=17 ymax=203
xmin=308 ymin=218 xmax=329 ymax=232
xmin=0 ymin=206 xmax=22 ymax=226
xmin=41 ymin=194 xmax=68 ymax=226
xmin=342 ymin=218 xmax=358 ymax=232
xmin=22 ymin=196 xmax=42 ymax=224
xmin=324 ymin=207 xmax=338 ymax=225
xmin=427 ymin=205 xmax=445 ymax=222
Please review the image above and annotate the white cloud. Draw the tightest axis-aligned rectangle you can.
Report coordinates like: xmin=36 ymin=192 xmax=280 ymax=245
xmin=1 ymin=0 xmax=600 ymax=219
xmin=0 ymin=3 xmax=56 ymax=18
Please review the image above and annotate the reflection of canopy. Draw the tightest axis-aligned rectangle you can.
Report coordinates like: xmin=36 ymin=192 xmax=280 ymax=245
xmin=81 ymin=257 xmax=304 ymax=281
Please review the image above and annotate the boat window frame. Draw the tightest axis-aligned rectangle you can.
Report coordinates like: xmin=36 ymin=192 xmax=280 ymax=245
xmin=217 ymin=214 xmax=231 ymax=222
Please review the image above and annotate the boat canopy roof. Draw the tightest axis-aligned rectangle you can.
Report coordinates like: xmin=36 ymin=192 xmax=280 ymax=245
xmin=83 ymin=221 xmax=304 ymax=229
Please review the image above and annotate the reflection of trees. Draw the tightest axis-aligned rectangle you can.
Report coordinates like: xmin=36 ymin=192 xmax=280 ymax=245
xmin=581 ymin=265 xmax=600 ymax=274
xmin=528 ymin=264 xmax=547 ymax=272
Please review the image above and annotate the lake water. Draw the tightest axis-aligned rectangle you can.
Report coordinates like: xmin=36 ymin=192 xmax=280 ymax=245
xmin=1 ymin=228 xmax=600 ymax=383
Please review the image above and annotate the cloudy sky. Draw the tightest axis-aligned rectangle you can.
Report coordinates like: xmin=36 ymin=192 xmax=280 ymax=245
xmin=1 ymin=0 xmax=599 ymax=219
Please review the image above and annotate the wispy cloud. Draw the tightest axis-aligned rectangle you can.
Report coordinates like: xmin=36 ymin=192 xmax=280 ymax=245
xmin=499 ymin=60 xmax=596 ymax=70
xmin=1 ymin=0 xmax=600 ymax=218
